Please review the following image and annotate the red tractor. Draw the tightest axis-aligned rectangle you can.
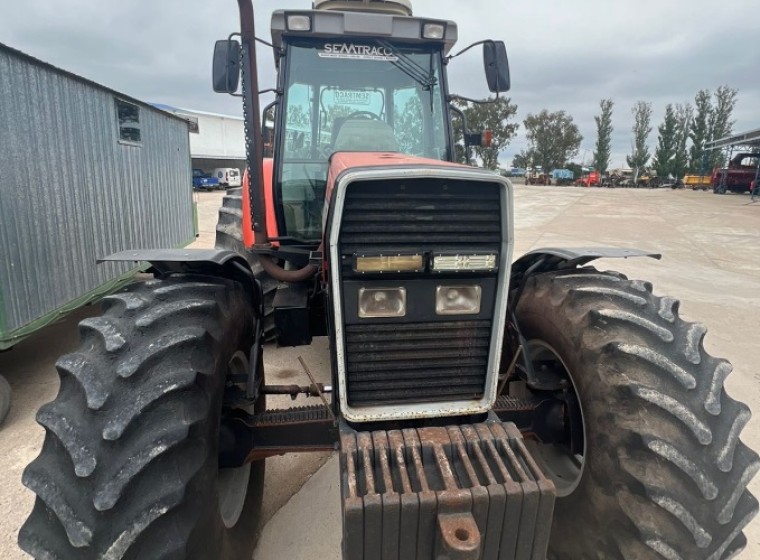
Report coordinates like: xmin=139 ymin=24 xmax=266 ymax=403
xmin=19 ymin=1 xmax=757 ymax=559
xmin=575 ymin=171 xmax=601 ymax=187
xmin=712 ymin=152 xmax=760 ymax=194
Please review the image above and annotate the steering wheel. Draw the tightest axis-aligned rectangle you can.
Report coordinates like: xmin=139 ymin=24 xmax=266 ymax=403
xmin=346 ymin=111 xmax=382 ymax=120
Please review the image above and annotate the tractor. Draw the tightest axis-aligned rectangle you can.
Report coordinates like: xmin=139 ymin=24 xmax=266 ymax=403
xmin=19 ymin=1 xmax=758 ymax=559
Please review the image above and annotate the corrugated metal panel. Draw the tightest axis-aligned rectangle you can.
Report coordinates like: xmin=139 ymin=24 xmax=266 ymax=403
xmin=0 ymin=46 xmax=195 ymax=347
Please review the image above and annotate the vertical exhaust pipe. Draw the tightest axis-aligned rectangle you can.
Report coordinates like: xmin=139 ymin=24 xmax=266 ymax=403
xmin=236 ymin=0 xmax=319 ymax=282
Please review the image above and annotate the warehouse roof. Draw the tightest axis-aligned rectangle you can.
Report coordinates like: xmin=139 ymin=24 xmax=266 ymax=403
xmin=152 ymin=104 xmax=244 ymax=121
xmin=0 ymin=42 xmax=187 ymax=124
xmin=706 ymin=127 xmax=760 ymax=150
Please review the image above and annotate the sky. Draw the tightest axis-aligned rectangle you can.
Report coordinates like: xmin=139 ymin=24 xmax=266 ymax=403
xmin=2 ymin=0 xmax=758 ymax=169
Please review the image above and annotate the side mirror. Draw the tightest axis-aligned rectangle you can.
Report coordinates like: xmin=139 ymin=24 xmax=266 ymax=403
xmin=483 ymin=41 xmax=510 ymax=93
xmin=212 ymin=40 xmax=241 ymax=93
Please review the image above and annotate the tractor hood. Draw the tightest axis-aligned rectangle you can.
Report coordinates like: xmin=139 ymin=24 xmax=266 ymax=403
xmin=324 ymin=152 xmax=472 ymax=207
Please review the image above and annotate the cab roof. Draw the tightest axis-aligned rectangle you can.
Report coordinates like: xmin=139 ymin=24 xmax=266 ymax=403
xmin=271 ymin=9 xmax=458 ymax=57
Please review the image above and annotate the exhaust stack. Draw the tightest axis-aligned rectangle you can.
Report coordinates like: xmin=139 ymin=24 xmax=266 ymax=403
xmin=313 ymin=0 xmax=412 ymax=16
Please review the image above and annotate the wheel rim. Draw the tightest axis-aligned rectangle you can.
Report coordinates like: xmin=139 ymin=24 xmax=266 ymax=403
xmin=524 ymin=340 xmax=587 ymax=498
xmin=217 ymin=351 xmax=252 ymax=529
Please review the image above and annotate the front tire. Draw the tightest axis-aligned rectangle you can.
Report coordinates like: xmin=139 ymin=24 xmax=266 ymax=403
xmin=19 ymin=276 xmax=264 ymax=559
xmin=515 ymin=269 xmax=759 ymax=560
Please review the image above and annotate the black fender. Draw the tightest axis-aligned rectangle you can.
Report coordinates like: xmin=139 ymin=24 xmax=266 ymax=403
xmin=100 ymin=249 xmax=263 ymax=311
xmin=510 ymin=247 xmax=661 ymax=284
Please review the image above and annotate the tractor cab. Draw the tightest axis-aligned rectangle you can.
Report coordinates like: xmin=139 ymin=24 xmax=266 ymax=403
xmin=272 ymin=30 xmax=452 ymax=240
xmin=213 ymin=1 xmax=510 ymax=243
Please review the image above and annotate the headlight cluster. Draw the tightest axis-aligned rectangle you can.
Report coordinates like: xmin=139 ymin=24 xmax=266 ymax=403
xmin=357 ymin=285 xmax=482 ymax=318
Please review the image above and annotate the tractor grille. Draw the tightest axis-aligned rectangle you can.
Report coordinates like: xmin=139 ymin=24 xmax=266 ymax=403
xmin=339 ymin=179 xmax=501 ymax=259
xmin=345 ymin=321 xmax=491 ymax=406
xmin=337 ymin=178 xmax=502 ymax=409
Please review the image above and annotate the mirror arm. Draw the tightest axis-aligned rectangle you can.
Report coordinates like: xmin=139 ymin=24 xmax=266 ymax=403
xmin=259 ymin=88 xmax=282 ymax=96
xmin=446 ymin=39 xmax=491 ymax=63
xmin=448 ymin=94 xmax=497 ymax=105
xmin=255 ymin=36 xmax=276 ymax=49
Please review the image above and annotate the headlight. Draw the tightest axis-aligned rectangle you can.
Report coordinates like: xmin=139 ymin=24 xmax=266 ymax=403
xmin=358 ymin=288 xmax=407 ymax=318
xmin=422 ymin=23 xmax=446 ymax=39
xmin=432 ymin=254 xmax=498 ymax=272
xmin=436 ymin=286 xmax=482 ymax=315
xmin=354 ymin=255 xmax=425 ymax=272
xmin=287 ymin=15 xmax=312 ymax=31
xmin=355 ymin=254 xmax=424 ymax=273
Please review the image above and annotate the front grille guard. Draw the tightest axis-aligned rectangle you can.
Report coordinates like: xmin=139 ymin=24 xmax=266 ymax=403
xmin=327 ymin=167 xmax=515 ymax=423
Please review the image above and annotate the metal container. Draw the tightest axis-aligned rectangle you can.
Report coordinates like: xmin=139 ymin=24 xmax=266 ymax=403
xmin=0 ymin=43 xmax=195 ymax=350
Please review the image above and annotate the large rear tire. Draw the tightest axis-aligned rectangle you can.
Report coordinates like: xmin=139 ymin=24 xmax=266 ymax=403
xmin=19 ymin=275 xmax=265 ymax=559
xmin=215 ymin=187 xmax=277 ymax=339
xmin=515 ymin=269 xmax=758 ymax=560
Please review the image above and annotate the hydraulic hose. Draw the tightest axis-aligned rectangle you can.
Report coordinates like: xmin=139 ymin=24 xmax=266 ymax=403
xmin=259 ymin=249 xmax=321 ymax=283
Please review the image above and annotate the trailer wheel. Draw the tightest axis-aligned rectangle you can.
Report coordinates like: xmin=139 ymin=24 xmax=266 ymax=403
xmin=515 ymin=269 xmax=758 ymax=560
xmin=19 ymin=275 xmax=265 ymax=559
xmin=216 ymin=187 xmax=278 ymax=339
xmin=0 ymin=374 xmax=11 ymax=425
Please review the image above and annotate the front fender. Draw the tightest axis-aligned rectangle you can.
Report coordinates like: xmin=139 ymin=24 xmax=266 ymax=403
xmin=510 ymin=247 xmax=661 ymax=283
xmin=100 ymin=249 xmax=262 ymax=308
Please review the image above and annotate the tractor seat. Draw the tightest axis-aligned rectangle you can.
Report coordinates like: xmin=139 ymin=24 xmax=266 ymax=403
xmin=333 ymin=118 xmax=398 ymax=152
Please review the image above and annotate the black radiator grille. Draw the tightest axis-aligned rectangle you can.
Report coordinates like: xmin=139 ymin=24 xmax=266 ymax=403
xmin=339 ymin=179 xmax=502 ymax=256
xmin=345 ymin=321 xmax=491 ymax=406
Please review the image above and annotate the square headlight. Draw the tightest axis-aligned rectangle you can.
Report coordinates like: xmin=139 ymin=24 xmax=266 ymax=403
xmin=287 ymin=15 xmax=312 ymax=31
xmin=358 ymin=287 xmax=407 ymax=318
xmin=422 ymin=23 xmax=446 ymax=40
xmin=436 ymin=285 xmax=482 ymax=315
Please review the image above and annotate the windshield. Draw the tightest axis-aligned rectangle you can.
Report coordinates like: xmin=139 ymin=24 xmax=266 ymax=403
xmin=277 ymin=39 xmax=449 ymax=241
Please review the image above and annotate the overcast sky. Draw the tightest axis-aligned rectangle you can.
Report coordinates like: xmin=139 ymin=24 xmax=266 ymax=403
xmin=2 ymin=0 xmax=758 ymax=168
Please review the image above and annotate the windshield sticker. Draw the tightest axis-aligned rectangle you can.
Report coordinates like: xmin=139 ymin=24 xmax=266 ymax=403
xmin=333 ymin=90 xmax=372 ymax=105
xmin=319 ymin=43 xmax=399 ymax=62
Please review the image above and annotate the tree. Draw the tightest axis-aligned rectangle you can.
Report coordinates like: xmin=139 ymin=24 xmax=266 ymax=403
xmin=512 ymin=150 xmax=533 ymax=169
xmin=689 ymin=89 xmax=712 ymax=174
xmin=652 ymin=104 xmax=678 ymax=179
xmin=452 ymin=96 xmax=519 ymax=170
xmin=395 ymin=97 xmax=423 ymax=155
xmin=593 ymin=99 xmax=614 ymax=175
xmin=707 ymin=85 xmax=738 ymax=169
xmin=523 ymin=109 xmax=583 ymax=172
xmin=565 ymin=162 xmax=583 ymax=181
xmin=626 ymin=101 xmax=653 ymax=184
xmin=672 ymin=103 xmax=694 ymax=181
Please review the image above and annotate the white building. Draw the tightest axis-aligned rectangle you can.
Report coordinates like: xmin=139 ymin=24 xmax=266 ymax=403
xmin=153 ymin=104 xmax=246 ymax=173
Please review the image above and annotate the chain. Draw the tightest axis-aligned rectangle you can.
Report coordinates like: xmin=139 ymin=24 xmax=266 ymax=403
xmin=240 ymin=44 xmax=258 ymax=236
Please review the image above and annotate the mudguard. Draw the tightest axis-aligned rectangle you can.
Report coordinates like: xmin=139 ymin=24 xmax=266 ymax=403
xmin=101 ymin=249 xmax=262 ymax=305
xmin=510 ymin=247 xmax=661 ymax=283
